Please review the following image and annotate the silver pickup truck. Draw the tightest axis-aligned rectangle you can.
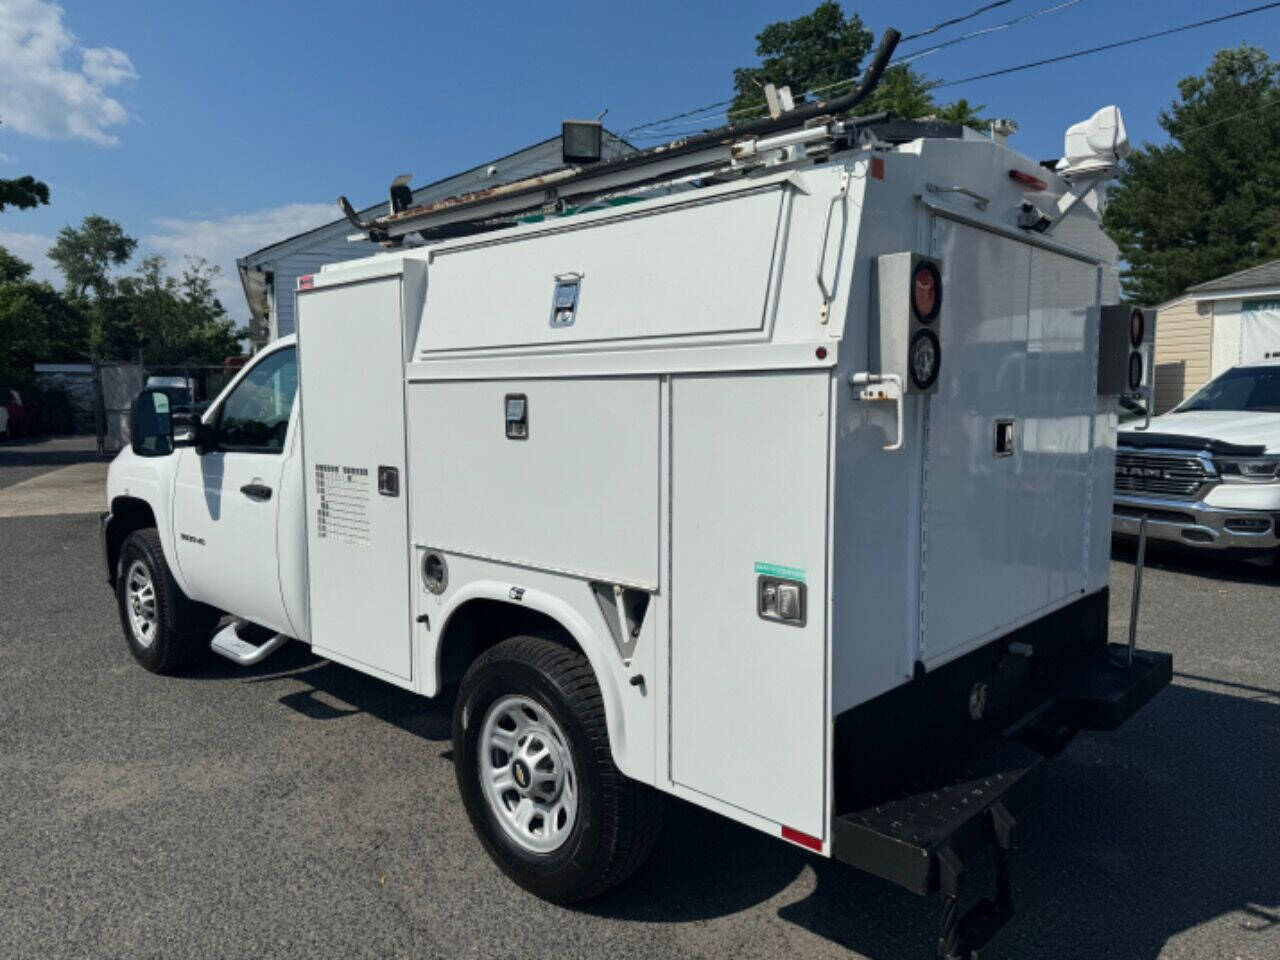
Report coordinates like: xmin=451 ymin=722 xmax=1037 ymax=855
xmin=1114 ymin=359 xmax=1280 ymax=563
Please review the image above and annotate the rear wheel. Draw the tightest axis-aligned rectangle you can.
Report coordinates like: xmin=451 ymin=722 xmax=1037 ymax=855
xmin=115 ymin=528 xmax=218 ymax=673
xmin=453 ymin=635 xmax=663 ymax=903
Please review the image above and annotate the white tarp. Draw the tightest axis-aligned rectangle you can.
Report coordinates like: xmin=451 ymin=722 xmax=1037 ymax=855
xmin=1241 ymin=299 xmax=1280 ymax=363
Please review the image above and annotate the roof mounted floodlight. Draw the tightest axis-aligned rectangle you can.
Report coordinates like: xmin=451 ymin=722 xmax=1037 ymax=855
xmin=562 ymin=120 xmax=604 ymax=164
xmin=1057 ymin=106 xmax=1129 ymax=179
xmin=389 ymin=174 xmax=414 ymax=215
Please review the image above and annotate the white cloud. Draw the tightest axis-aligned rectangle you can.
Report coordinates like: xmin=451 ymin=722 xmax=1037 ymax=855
xmin=145 ymin=203 xmax=336 ymax=317
xmin=0 ymin=0 xmax=137 ymax=145
xmin=0 ymin=229 xmax=57 ymax=283
xmin=0 ymin=152 xmax=13 ymax=163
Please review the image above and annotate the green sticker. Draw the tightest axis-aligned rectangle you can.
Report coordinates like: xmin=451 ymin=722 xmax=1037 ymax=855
xmin=754 ymin=561 xmax=806 ymax=582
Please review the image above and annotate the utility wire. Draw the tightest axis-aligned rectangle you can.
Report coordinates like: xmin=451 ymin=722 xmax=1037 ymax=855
xmin=896 ymin=0 xmax=1082 ymax=65
xmin=1172 ymin=97 xmax=1280 ymax=137
xmin=901 ymin=0 xmax=1013 ymax=42
xmin=622 ymin=0 xmax=1083 ymax=139
xmin=935 ymin=1 xmax=1280 ymax=88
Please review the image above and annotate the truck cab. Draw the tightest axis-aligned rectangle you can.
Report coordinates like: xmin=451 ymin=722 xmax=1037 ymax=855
xmin=103 ymin=337 xmax=308 ymax=663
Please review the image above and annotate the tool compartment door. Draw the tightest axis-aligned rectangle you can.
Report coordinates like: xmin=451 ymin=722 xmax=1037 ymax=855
xmin=297 ymin=276 xmax=413 ymax=681
xmin=670 ymin=372 xmax=830 ymax=839
xmin=922 ymin=218 xmax=1098 ymax=666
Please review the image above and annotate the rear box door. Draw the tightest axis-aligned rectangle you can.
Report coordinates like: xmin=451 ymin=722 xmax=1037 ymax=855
xmin=297 ymin=275 xmax=413 ymax=682
xmin=921 ymin=218 xmax=1099 ymax=666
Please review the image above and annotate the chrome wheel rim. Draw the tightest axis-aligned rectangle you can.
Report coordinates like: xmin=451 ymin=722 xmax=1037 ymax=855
xmin=479 ymin=694 xmax=578 ymax=855
xmin=125 ymin=559 xmax=158 ymax=648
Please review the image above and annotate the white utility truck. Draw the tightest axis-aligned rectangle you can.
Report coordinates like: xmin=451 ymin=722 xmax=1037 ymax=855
xmin=102 ymin=31 xmax=1170 ymax=957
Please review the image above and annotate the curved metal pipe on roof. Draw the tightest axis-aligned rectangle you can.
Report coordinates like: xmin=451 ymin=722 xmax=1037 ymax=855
xmin=342 ymin=28 xmax=901 ymax=241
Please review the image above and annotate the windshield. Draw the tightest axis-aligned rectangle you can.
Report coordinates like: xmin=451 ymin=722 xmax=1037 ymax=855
xmin=1175 ymin=366 xmax=1280 ymax=413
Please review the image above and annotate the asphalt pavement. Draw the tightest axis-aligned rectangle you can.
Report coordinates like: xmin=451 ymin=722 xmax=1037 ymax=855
xmin=1 ymin=440 xmax=1276 ymax=959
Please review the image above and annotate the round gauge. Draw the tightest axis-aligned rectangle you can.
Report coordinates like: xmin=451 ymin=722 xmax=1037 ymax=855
xmin=912 ymin=261 xmax=942 ymax=322
xmin=909 ymin=329 xmax=941 ymax=390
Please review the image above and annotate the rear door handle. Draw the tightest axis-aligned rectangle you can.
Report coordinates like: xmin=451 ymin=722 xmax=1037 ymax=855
xmin=240 ymin=483 xmax=273 ymax=501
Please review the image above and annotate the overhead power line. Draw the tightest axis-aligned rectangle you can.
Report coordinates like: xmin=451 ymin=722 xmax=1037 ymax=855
xmin=622 ymin=0 xmax=1082 ymax=140
xmin=1173 ymin=97 xmax=1280 ymax=137
xmin=623 ymin=1 xmax=1280 ymax=145
xmin=936 ymin=1 xmax=1280 ymax=88
xmin=901 ymin=0 xmax=1013 ymax=42
xmin=896 ymin=0 xmax=1082 ymax=65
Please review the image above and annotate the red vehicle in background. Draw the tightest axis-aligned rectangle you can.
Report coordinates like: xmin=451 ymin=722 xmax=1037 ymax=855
xmin=0 ymin=388 xmax=28 ymax=438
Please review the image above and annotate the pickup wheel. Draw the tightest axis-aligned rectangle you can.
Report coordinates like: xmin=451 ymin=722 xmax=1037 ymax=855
xmin=115 ymin=528 xmax=218 ymax=674
xmin=453 ymin=635 xmax=663 ymax=903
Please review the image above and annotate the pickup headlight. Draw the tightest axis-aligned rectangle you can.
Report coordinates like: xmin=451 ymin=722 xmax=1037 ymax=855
xmin=1215 ymin=456 xmax=1280 ymax=483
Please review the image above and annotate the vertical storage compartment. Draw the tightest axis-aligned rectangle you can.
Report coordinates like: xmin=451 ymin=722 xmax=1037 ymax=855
xmin=670 ymin=371 xmax=830 ymax=838
xmin=297 ymin=273 xmax=414 ymax=682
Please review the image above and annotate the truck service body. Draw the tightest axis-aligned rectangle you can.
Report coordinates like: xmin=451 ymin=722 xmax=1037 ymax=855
xmin=102 ymin=32 xmax=1170 ymax=957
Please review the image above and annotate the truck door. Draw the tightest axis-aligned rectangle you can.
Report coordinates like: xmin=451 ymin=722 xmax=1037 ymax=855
xmin=920 ymin=218 xmax=1098 ymax=666
xmin=296 ymin=274 xmax=413 ymax=682
xmin=172 ymin=345 xmax=299 ymax=635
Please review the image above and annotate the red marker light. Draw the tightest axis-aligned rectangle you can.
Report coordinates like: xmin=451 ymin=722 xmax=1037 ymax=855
xmin=1130 ymin=308 xmax=1145 ymax=347
xmin=1009 ymin=169 xmax=1048 ymax=191
xmin=298 ymin=275 xmax=314 ymax=290
xmin=781 ymin=825 xmax=823 ymax=852
xmin=815 ymin=346 xmax=828 ymax=360
xmin=911 ymin=261 xmax=942 ymax=322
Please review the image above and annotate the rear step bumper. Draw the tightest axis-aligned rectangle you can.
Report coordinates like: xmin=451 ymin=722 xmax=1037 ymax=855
xmin=830 ymin=643 xmax=1171 ymax=958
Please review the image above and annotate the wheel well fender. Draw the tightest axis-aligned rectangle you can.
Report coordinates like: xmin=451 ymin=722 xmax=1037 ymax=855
xmin=105 ymin=496 xmax=157 ymax=587
xmin=434 ymin=582 xmax=629 ymax=763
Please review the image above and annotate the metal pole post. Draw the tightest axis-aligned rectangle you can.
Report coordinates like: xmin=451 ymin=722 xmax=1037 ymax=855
xmin=1126 ymin=514 xmax=1148 ymax=668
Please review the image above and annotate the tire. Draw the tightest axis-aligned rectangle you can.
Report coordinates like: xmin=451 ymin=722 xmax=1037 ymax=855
xmin=453 ymin=635 xmax=663 ymax=903
xmin=115 ymin=528 xmax=219 ymax=673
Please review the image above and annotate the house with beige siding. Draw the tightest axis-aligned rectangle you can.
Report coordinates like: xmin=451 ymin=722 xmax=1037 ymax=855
xmin=1150 ymin=259 xmax=1280 ymax=412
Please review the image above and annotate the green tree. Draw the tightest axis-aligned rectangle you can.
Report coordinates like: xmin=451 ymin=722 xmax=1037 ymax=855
xmin=106 ymin=255 xmax=242 ymax=365
xmin=0 ymin=174 xmax=51 ymax=213
xmin=0 ymin=119 xmax=52 ymax=212
xmin=1105 ymin=45 xmax=1280 ymax=304
xmin=0 ymin=245 xmax=33 ymax=283
xmin=48 ymin=214 xmax=138 ymax=298
xmin=0 ymin=281 xmax=90 ymax=380
xmin=729 ymin=3 xmax=984 ymax=129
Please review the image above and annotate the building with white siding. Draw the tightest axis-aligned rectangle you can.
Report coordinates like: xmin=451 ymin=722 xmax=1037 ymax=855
xmin=238 ymin=131 xmax=633 ymax=347
xmin=1151 ymin=259 xmax=1280 ymax=413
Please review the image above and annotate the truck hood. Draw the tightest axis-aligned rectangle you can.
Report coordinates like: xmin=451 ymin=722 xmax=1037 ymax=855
xmin=1123 ymin=410 xmax=1280 ymax=454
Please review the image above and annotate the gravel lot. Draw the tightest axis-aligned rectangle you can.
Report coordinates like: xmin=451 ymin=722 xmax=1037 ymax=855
xmin=2 ymin=441 xmax=1277 ymax=959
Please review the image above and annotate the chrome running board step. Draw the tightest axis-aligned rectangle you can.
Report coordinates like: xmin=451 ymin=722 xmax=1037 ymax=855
xmin=210 ymin=620 xmax=288 ymax=666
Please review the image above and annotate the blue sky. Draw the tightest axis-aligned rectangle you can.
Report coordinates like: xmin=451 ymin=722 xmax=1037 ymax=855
xmin=1 ymin=0 xmax=1277 ymax=322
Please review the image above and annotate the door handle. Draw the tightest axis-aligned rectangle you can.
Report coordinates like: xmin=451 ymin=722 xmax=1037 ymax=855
xmin=240 ymin=483 xmax=273 ymax=501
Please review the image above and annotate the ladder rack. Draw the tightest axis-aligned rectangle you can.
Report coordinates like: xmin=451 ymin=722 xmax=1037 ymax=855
xmin=339 ymin=29 xmax=901 ymax=246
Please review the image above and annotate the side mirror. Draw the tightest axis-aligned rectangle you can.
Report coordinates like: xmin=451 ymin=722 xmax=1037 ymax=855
xmin=171 ymin=411 xmax=210 ymax=451
xmin=130 ymin=389 xmax=175 ymax=457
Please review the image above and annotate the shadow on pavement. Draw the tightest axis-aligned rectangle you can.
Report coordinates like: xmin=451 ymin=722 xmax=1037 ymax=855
xmin=598 ymin=684 xmax=1280 ymax=960
xmin=187 ymin=642 xmax=454 ymax=743
xmin=183 ymin=637 xmax=1279 ymax=958
xmin=0 ymin=435 xmax=109 ymax=468
xmin=1112 ymin=538 xmax=1279 ymax=587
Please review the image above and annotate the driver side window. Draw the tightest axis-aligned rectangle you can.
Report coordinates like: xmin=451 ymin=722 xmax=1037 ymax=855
xmin=217 ymin=347 xmax=298 ymax=453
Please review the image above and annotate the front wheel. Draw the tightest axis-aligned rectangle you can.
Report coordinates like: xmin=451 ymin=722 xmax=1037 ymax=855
xmin=115 ymin=528 xmax=218 ymax=673
xmin=453 ymin=636 xmax=663 ymax=903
